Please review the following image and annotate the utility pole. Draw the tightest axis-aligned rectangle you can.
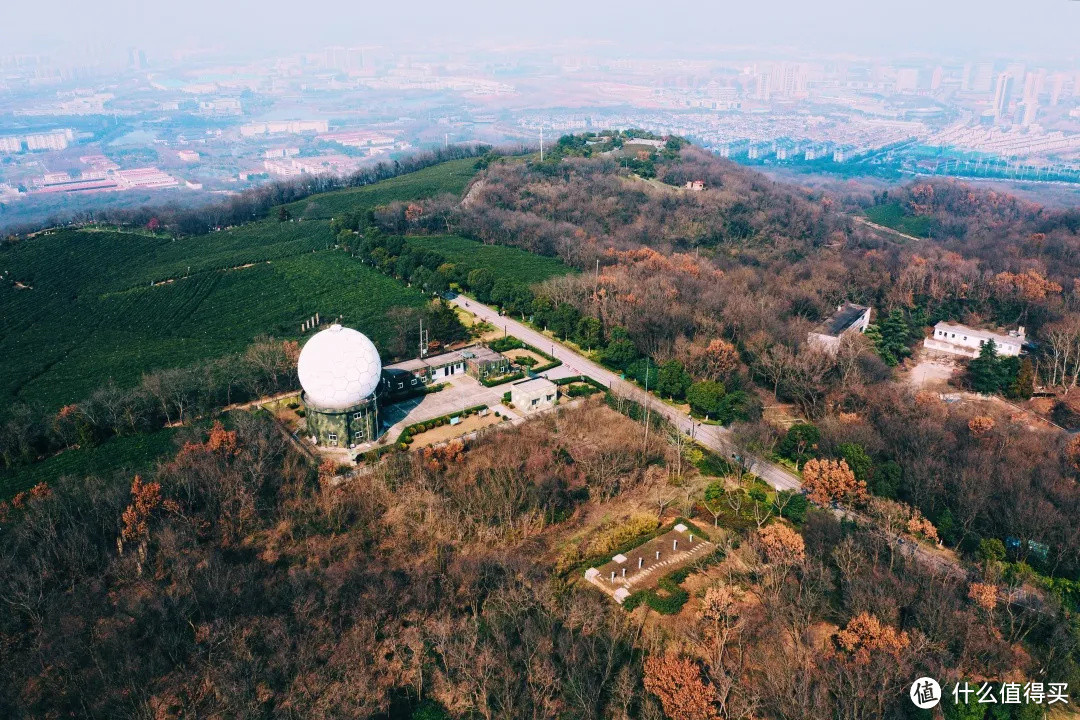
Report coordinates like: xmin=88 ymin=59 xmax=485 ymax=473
xmin=539 ymin=126 xmax=544 ymax=162
xmin=643 ymin=357 xmax=651 ymax=452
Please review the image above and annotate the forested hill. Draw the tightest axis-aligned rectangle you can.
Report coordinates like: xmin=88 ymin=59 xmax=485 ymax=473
xmin=395 ymin=144 xmax=844 ymax=269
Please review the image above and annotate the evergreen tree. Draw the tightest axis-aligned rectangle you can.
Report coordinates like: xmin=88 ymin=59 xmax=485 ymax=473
xmin=686 ymin=381 xmax=725 ymax=419
xmin=1007 ymin=357 xmax=1035 ymax=399
xmin=778 ymin=423 xmax=820 ymax=468
xmin=836 ymin=442 xmax=873 ymax=484
xmin=656 ymin=360 xmax=692 ymax=400
xmin=866 ymin=309 xmax=916 ymax=366
xmin=967 ymin=339 xmax=1003 ymax=394
xmin=574 ymin=317 xmax=603 ymax=350
xmin=601 ymin=338 xmax=638 ymax=370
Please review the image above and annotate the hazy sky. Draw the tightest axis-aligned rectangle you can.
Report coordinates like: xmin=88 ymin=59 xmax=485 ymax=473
xmin=5 ymin=0 xmax=1078 ymax=65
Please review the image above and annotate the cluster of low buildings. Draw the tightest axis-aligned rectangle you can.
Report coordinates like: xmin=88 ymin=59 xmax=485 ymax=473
xmin=263 ymin=154 xmax=367 ymax=179
xmin=32 ymin=164 xmax=180 ymax=195
xmin=807 ymin=303 xmax=1025 ymax=359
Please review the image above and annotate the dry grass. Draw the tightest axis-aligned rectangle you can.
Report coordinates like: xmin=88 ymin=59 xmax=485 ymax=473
xmin=409 ymin=412 xmax=506 ymax=448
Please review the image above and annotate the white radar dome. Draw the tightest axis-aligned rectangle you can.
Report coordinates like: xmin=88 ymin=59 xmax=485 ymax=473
xmin=298 ymin=325 xmax=382 ymax=410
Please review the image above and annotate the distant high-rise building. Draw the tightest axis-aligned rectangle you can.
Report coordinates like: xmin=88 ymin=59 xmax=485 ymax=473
xmin=127 ymin=47 xmax=146 ymax=71
xmin=770 ymin=62 xmax=806 ymax=97
xmin=972 ymin=63 xmax=994 ymax=93
xmin=992 ymin=73 xmax=1014 ymax=122
xmin=755 ymin=72 xmax=771 ymax=101
xmin=1021 ymin=97 xmax=1039 ymax=127
xmin=930 ymin=66 xmax=943 ymax=91
xmin=896 ymin=68 xmax=919 ymax=93
xmin=1021 ymin=71 xmax=1045 ymax=103
xmin=1049 ymin=73 xmax=1066 ymax=105
xmin=961 ymin=63 xmax=973 ymax=91
xmin=346 ymin=46 xmax=373 ymax=74
xmin=324 ymin=46 xmax=347 ymax=71
xmin=1021 ymin=71 xmax=1043 ymax=127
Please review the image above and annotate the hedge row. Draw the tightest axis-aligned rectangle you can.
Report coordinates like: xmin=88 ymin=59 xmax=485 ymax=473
xmin=397 ymin=404 xmax=489 ymax=446
xmin=480 ymin=371 xmax=525 ymax=388
xmin=553 ymin=374 xmax=605 ymax=388
xmin=356 ymin=403 xmax=489 ymax=463
xmin=490 ymin=336 xmax=562 ymax=373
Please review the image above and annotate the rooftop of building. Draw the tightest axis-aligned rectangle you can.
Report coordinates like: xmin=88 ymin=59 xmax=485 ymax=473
xmin=933 ymin=321 xmax=1026 ymax=346
xmin=385 ymin=344 xmax=506 ymax=373
xmin=812 ymin=302 xmax=870 ymax=337
xmin=512 ymin=377 xmax=557 ymax=392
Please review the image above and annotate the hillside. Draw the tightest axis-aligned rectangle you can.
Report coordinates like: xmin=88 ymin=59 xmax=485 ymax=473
xmin=1 ymin=142 xmax=1079 ymax=718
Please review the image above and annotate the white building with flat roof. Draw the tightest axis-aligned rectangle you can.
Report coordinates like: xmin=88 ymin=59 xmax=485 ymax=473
xmin=510 ymin=377 xmax=557 ymax=413
xmin=925 ymin=322 xmax=1025 ymax=358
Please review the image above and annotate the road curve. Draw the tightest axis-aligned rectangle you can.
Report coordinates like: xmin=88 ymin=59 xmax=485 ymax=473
xmin=447 ymin=294 xmax=802 ymax=492
xmin=450 ymin=293 xmax=975 ymax=582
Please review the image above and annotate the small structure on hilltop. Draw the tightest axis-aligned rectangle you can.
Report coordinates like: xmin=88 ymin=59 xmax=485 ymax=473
xmin=806 ymin=302 xmax=872 ymax=354
xmin=924 ymin=321 xmax=1025 ymax=358
xmin=684 ymin=179 xmax=705 ymax=191
xmin=298 ymin=325 xmax=382 ymax=447
xmin=386 ymin=345 xmax=511 ymax=388
xmin=510 ymin=377 xmax=557 ymax=413
xmin=585 ymin=523 xmax=714 ymax=605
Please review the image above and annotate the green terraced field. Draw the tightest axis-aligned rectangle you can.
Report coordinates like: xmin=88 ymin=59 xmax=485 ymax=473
xmin=0 ymin=425 xmax=183 ymax=498
xmin=1 ymin=248 xmax=426 ymax=409
xmin=0 ymin=160 xmax=489 ymax=411
xmin=279 ymin=157 xmax=479 ymax=220
xmin=403 ymin=234 xmax=571 ymax=285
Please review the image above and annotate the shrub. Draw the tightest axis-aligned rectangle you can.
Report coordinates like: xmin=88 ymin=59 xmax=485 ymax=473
xmin=584 ymin=513 xmax=660 ymax=558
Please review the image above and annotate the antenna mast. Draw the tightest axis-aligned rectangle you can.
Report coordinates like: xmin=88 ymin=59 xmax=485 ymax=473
xmin=419 ymin=319 xmax=429 ymax=358
xmin=539 ymin=126 xmax=544 ymax=162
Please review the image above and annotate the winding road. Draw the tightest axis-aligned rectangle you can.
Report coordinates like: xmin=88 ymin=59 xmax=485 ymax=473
xmin=449 ymin=294 xmax=801 ymax=491
xmin=449 ymin=293 xmax=976 ymax=584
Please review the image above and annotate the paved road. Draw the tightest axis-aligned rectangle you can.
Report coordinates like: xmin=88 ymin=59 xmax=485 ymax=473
xmin=451 ymin=295 xmax=802 ymax=492
xmin=450 ymin=294 xmax=985 ymax=586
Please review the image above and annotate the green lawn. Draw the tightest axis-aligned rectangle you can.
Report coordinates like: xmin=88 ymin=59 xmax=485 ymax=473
xmin=405 ymin=234 xmax=571 ymax=285
xmin=864 ymin=202 xmax=937 ymax=239
xmin=0 ymin=426 xmax=183 ymax=499
xmin=279 ymin=157 xmax=480 ymax=220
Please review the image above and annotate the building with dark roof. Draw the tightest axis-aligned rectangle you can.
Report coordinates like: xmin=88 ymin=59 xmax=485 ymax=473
xmin=807 ymin=303 xmax=872 ymax=353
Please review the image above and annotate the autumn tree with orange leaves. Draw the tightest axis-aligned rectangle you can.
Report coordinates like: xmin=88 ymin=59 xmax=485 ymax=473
xmin=968 ymin=416 xmax=995 ymax=438
xmin=643 ymin=654 xmax=721 ymax=720
xmin=801 ymin=458 xmax=868 ymax=508
xmin=757 ymin=523 xmax=806 ymax=565
xmin=834 ymin=612 xmax=911 ymax=665
xmin=120 ymin=475 xmax=163 ymax=544
xmin=968 ymin=582 xmax=998 ymax=622
xmin=1066 ymin=435 xmax=1080 ymax=472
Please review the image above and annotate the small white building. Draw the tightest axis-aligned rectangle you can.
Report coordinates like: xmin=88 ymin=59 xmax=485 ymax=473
xmin=510 ymin=377 xmax=557 ymax=413
xmin=924 ymin=322 xmax=1025 ymax=358
xmin=807 ymin=303 xmax=872 ymax=354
